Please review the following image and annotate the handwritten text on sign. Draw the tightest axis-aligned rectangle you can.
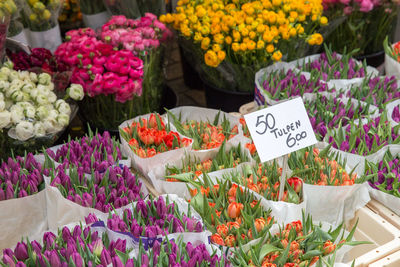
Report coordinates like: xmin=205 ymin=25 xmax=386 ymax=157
xmin=244 ymin=97 xmax=317 ymax=163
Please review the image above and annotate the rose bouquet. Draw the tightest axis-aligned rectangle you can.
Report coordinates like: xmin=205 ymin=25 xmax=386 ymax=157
xmin=0 ymin=62 xmax=84 ymax=159
xmin=0 ymin=153 xmax=48 ymax=200
xmin=167 ymin=110 xmax=239 ymax=151
xmin=188 ymin=178 xmax=274 ymax=248
xmin=55 ymin=14 xmax=171 ymax=130
xmin=48 ymin=164 xmax=143 ymax=212
xmin=258 ymin=68 xmax=332 ymax=104
xmin=227 ymin=162 xmax=302 ymax=204
xmin=103 ymin=0 xmax=166 ymax=19
xmin=120 ymin=113 xmax=192 ymax=158
xmin=322 ymin=0 xmax=398 ymax=59
xmin=20 ymin=0 xmax=64 ymax=51
xmin=345 ymin=75 xmax=400 ymax=110
xmin=231 ymin=213 xmax=363 ymax=267
xmin=44 ymin=130 xmax=123 ymax=173
xmin=165 ymin=142 xmax=250 ymax=182
xmin=327 ymin=117 xmax=400 ymax=156
xmin=161 ymin=0 xmax=327 ymax=93
xmin=365 ymin=150 xmax=400 ymax=199
xmin=1 ymin=224 xmax=133 ymax=267
xmin=306 ymin=95 xmax=376 ymax=140
xmin=86 ymin=195 xmax=204 ymax=241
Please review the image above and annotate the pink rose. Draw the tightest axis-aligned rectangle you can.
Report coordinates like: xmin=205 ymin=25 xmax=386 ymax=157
xmin=129 ymin=68 xmax=143 ymax=79
xmin=90 ymin=65 xmax=104 ymax=75
xmin=115 ymin=82 xmax=133 ymax=103
xmin=93 ymin=56 xmax=106 ymax=66
xmin=153 ymin=20 xmax=167 ymax=32
xmin=134 ymin=42 xmax=145 ymax=52
xmin=360 ymin=0 xmax=373 ymax=12
xmin=105 ymin=58 xmax=120 ymax=73
xmin=145 ymin=13 xmax=157 ymax=21
xmin=344 ymin=6 xmax=353 ymax=14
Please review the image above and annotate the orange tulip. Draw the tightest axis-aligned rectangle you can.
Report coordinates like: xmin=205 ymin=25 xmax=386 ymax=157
xmin=227 ymin=202 xmax=243 ymax=219
xmin=128 ymin=138 xmax=139 ymax=148
xmin=286 ymin=220 xmax=302 ymax=233
xmin=287 ymin=177 xmax=302 ymax=193
xmin=210 ymin=233 xmax=225 ymax=246
xmin=254 ymin=218 xmax=266 ymax=232
xmin=224 ymin=234 xmax=236 ymax=247
xmin=290 ymin=241 xmax=300 ymax=251
xmin=227 ymin=221 xmax=240 ymax=230
xmin=323 ymin=240 xmax=336 ymax=255
xmin=216 ymin=224 xmax=228 ymax=237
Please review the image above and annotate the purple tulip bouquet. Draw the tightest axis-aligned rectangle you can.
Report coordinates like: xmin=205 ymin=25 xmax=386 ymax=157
xmin=297 ymin=47 xmax=368 ymax=81
xmin=327 ymin=117 xmax=400 ymax=156
xmin=345 ymin=75 xmax=400 ymax=109
xmin=49 ymin=165 xmax=143 ymax=212
xmin=45 ymin=131 xmax=123 ymax=174
xmin=306 ymin=95 xmax=376 ymax=140
xmin=1 ymin=224 xmax=133 ymax=267
xmin=0 ymin=153 xmax=49 ymax=200
xmin=260 ymin=69 xmax=333 ymax=102
xmin=365 ymin=150 xmax=400 ymax=198
xmin=85 ymin=195 xmax=203 ymax=241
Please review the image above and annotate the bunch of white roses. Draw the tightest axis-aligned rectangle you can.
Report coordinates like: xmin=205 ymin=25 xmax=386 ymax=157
xmin=0 ymin=62 xmax=84 ymax=141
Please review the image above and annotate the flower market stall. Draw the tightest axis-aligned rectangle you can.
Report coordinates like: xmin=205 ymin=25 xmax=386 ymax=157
xmin=1 ymin=0 xmax=400 ymax=266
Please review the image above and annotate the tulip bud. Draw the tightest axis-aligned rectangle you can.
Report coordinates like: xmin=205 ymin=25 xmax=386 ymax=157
xmin=31 ymin=240 xmax=42 ymax=254
xmin=111 ymin=256 xmax=124 ymax=267
xmin=93 ymin=239 xmax=103 ymax=257
xmin=0 ymin=188 xmax=5 ymax=200
xmin=14 ymin=242 xmax=28 ymax=261
xmin=100 ymin=249 xmax=111 ymax=266
xmin=2 ymin=254 xmax=15 ymax=267
xmin=70 ymin=253 xmax=83 ymax=267
xmin=5 ymin=184 xmax=14 ymax=199
xmin=16 ymin=262 xmax=26 ymax=267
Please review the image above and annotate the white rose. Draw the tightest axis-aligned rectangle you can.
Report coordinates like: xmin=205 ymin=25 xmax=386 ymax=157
xmin=5 ymin=100 xmax=12 ymax=109
xmin=21 ymin=82 xmax=35 ymax=93
xmin=0 ymin=67 xmax=11 ymax=76
xmin=15 ymin=101 xmax=31 ymax=109
xmin=35 ymin=93 xmax=48 ymax=105
xmin=36 ymin=84 xmax=50 ymax=92
xmin=10 ymin=105 xmax=24 ymax=124
xmin=29 ymin=72 xmax=38 ymax=83
xmin=43 ymin=118 xmax=63 ymax=134
xmin=24 ymin=106 xmax=36 ymax=118
xmin=47 ymin=109 xmax=59 ymax=120
xmin=8 ymin=70 xmax=20 ymax=82
xmin=0 ymin=110 xmax=11 ymax=129
xmin=10 ymin=79 xmax=23 ymax=88
xmin=38 ymin=73 xmax=52 ymax=85
xmin=56 ymin=113 xmax=69 ymax=127
xmin=67 ymin=84 xmax=84 ymax=101
xmin=10 ymin=90 xmax=24 ymax=102
xmin=22 ymin=92 xmax=31 ymax=102
xmin=5 ymin=85 xmax=19 ymax=98
xmin=0 ymin=72 xmax=8 ymax=81
xmin=47 ymin=92 xmax=57 ymax=103
xmin=15 ymin=121 xmax=35 ymax=141
xmin=35 ymin=106 xmax=49 ymax=120
xmin=30 ymin=88 xmax=39 ymax=99
xmin=55 ymin=100 xmax=71 ymax=116
xmin=0 ymin=80 xmax=9 ymax=91
xmin=47 ymin=83 xmax=54 ymax=91
xmin=0 ymin=92 xmax=3 ymax=101
xmin=0 ymin=100 xmax=4 ymax=111
xmin=19 ymin=71 xmax=30 ymax=81
xmin=34 ymin=122 xmax=46 ymax=137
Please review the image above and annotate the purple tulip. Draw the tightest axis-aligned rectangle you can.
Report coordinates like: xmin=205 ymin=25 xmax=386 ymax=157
xmin=70 ymin=253 xmax=83 ymax=267
xmin=100 ymin=249 xmax=112 ymax=266
xmin=3 ymin=254 xmax=15 ymax=267
xmin=111 ymin=256 xmax=124 ymax=267
xmin=14 ymin=242 xmax=28 ymax=261
xmin=15 ymin=262 xmax=26 ymax=267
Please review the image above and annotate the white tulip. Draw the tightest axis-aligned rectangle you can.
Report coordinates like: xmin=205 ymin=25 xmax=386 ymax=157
xmin=8 ymin=70 xmax=20 ymax=82
xmin=15 ymin=121 xmax=35 ymax=141
xmin=29 ymin=72 xmax=38 ymax=83
xmin=0 ymin=67 xmax=10 ymax=76
xmin=47 ymin=92 xmax=57 ymax=103
xmin=56 ymin=113 xmax=69 ymax=127
xmin=34 ymin=122 xmax=46 ymax=137
xmin=0 ymin=80 xmax=9 ymax=91
xmin=35 ymin=93 xmax=48 ymax=105
xmin=19 ymin=71 xmax=30 ymax=81
xmin=0 ymin=110 xmax=11 ymax=129
xmin=35 ymin=106 xmax=49 ymax=120
xmin=38 ymin=73 xmax=52 ymax=85
xmin=67 ymin=84 xmax=84 ymax=101
xmin=24 ymin=106 xmax=36 ymax=118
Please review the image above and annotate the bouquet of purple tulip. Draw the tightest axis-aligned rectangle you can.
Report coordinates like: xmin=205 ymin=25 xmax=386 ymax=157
xmin=45 ymin=131 xmax=123 ymax=174
xmin=392 ymin=105 xmax=400 ymax=123
xmin=49 ymin=165 xmax=143 ymax=212
xmin=327 ymin=117 xmax=400 ymax=156
xmin=1 ymin=223 xmax=133 ymax=267
xmin=306 ymin=95 xmax=375 ymax=140
xmin=345 ymin=75 xmax=400 ymax=109
xmin=261 ymin=69 xmax=333 ymax=101
xmin=297 ymin=46 xmax=367 ymax=81
xmin=365 ymin=150 xmax=400 ymax=198
xmin=0 ymin=153 xmax=49 ymax=200
xmin=85 ymin=195 xmax=203 ymax=240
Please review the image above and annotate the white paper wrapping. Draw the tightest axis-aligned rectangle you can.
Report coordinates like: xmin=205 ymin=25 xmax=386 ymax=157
xmin=82 ymin=11 xmax=111 ymax=29
xmin=386 ymin=99 xmax=400 ymax=127
xmin=28 ymin=24 xmax=62 ymax=53
xmin=8 ymin=29 xmax=29 ymax=45
xmin=369 ymin=188 xmax=400 ymax=216
xmin=385 ymin=47 xmax=400 ymax=79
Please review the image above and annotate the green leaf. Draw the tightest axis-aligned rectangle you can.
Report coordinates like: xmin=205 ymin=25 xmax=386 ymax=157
xmin=258 ymin=244 xmax=282 ymax=263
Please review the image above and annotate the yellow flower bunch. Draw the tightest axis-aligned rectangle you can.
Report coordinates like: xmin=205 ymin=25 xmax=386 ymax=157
xmin=24 ymin=0 xmax=63 ymax=31
xmin=160 ymin=0 xmax=327 ymax=68
xmin=0 ymin=0 xmax=17 ymax=18
xmin=58 ymin=0 xmax=81 ymax=23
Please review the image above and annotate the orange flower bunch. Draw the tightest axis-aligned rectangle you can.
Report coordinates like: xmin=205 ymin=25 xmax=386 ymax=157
xmin=232 ymin=213 xmax=359 ymax=267
xmin=288 ymin=146 xmax=359 ymax=186
xmin=240 ymin=118 xmax=256 ymax=156
xmin=229 ymin=162 xmax=302 ymax=203
xmin=165 ymin=142 xmax=249 ymax=182
xmin=168 ymin=111 xmax=238 ymax=150
xmin=188 ymin=177 xmax=273 ymax=247
xmin=120 ymin=113 xmax=192 ymax=158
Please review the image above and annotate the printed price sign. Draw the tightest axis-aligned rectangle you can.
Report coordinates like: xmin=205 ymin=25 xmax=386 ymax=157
xmin=244 ymin=97 xmax=317 ymax=163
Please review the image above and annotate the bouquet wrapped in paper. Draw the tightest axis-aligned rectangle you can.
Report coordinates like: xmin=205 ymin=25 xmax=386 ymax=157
xmin=21 ymin=0 xmax=64 ymax=51
xmin=78 ymin=0 xmax=109 ymax=29
xmin=0 ymin=0 xmax=16 ymax=60
xmin=6 ymin=0 xmax=28 ymax=44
